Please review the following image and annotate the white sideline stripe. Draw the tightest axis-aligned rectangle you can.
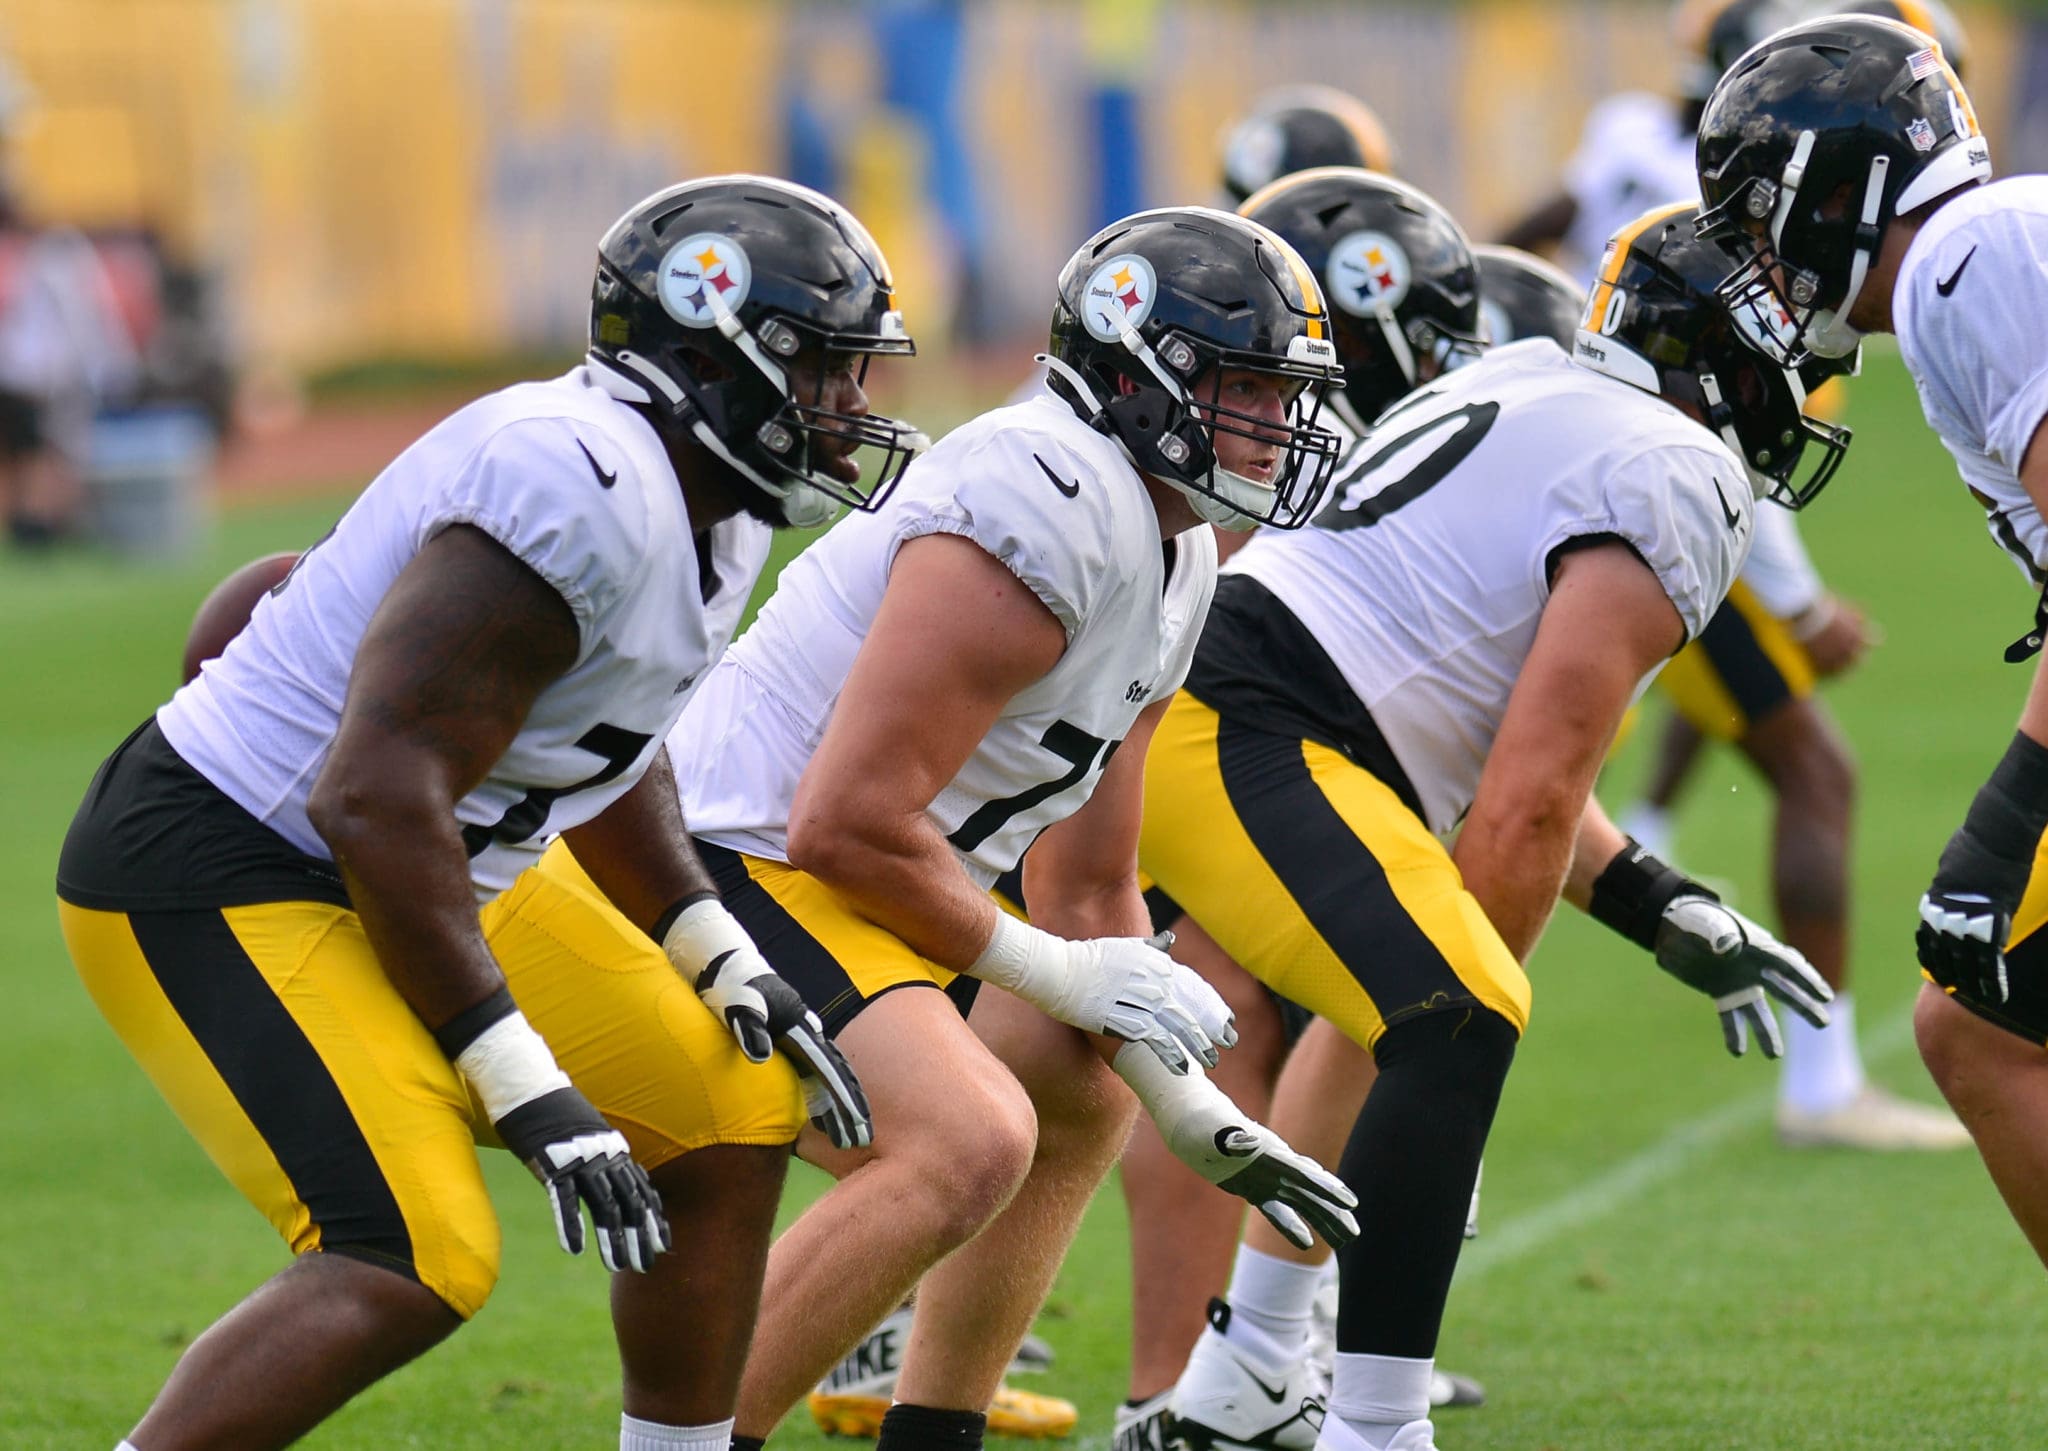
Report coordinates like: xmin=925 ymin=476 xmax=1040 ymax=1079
xmin=1456 ymin=1007 xmax=1921 ymax=1284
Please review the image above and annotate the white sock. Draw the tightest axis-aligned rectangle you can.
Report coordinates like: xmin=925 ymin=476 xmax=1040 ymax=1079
xmin=1331 ymin=1352 xmax=1434 ymax=1448
xmin=621 ymin=1414 xmax=735 ymax=1451
xmin=117 ymin=1443 xmax=142 ymax=1451
xmin=1222 ymin=1243 xmax=1325 ymax=1362
xmin=1617 ymin=801 xmax=1674 ymax=860
xmin=1780 ymin=991 xmax=1864 ymax=1114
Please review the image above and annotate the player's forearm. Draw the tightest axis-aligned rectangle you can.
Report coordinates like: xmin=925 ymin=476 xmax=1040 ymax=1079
xmin=309 ymin=778 xmax=509 ymax=1030
xmin=1019 ymin=864 xmax=1152 ymax=942
xmin=1562 ymin=796 xmax=1631 ymax=912
xmin=1453 ymin=788 xmax=1583 ymax=962
xmin=786 ymin=802 xmax=1001 ymax=968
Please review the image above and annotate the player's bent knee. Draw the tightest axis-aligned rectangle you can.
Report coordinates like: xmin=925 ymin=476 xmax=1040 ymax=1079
xmin=907 ymin=1081 xmax=1039 ymax=1242
xmin=325 ymin=1211 xmax=502 ymax=1322
xmin=1914 ymin=985 xmax=2034 ymax=1099
xmin=1373 ymin=1004 xmax=1519 ymax=1104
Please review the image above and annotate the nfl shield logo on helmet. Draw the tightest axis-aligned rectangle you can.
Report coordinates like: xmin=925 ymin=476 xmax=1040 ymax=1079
xmin=1906 ymin=117 xmax=1937 ymax=152
xmin=1328 ymin=230 xmax=1411 ymax=316
xmin=657 ymin=233 xmax=754 ymax=328
xmin=1083 ymin=254 xmax=1158 ymax=342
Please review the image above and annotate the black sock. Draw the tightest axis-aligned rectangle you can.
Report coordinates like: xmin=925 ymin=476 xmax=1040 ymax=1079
xmin=875 ymin=1403 xmax=987 ymax=1451
xmin=1335 ymin=1006 xmax=1518 ymax=1358
xmin=732 ymin=1435 xmax=767 ymax=1451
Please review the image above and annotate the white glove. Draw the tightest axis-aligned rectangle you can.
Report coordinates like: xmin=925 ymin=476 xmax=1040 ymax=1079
xmin=1114 ymin=1042 xmax=1358 ymax=1250
xmin=1654 ymin=895 xmax=1833 ymax=1058
xmin=662 ymin=898 xmax=873 ymax=1149
xmin=969 ymin=912 xmax=1236 ymax=1072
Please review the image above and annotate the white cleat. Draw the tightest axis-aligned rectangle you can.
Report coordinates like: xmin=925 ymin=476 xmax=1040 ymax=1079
xmin=1776 ymin=1084 xmax=1972 ymax=1151
xmin=1171 ymin=1300 xmax=1327 ymax=1451
xmin=1114 ymin=1389 xmax=1177 ymax=1451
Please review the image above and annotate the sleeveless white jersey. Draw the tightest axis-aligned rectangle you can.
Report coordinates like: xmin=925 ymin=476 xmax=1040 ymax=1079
xmin=159 ymin=366 xmax=773 ymax=899
xmin=1227 ymin=339 xmax=1752 ymax=834
xmin=678 ymin=392 xmax=1217 ymax=888
xmin=1559 ymin=93 xmax=1699 ymax=282
xmin=1895 ymin=176 xmax=2048 ymax=585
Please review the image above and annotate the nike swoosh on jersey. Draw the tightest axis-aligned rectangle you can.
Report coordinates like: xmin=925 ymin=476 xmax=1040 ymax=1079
xmin=577 ymin=438 xmax=618 ymax=489
xmin=1936 ymin=247 xmax=1977 ymax=297
xmin=1033 ymin=453 xmax=1082 ymax=499
xmin=1712 ymin=478 xmax=1742 ymax=533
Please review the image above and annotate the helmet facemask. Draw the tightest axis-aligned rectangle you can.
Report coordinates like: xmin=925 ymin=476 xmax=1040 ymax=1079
xmin=1698 ymin=347 xmax=1852 ymax=509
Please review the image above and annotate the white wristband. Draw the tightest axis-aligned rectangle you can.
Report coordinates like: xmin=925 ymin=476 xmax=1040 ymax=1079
xmin=453 ymin=1010 xmax=572 ymax=1123
xmin=659 ymin=897 xmax=754 ymax=976
xmin=967 ymin=910 xmax=1072 ymax=1002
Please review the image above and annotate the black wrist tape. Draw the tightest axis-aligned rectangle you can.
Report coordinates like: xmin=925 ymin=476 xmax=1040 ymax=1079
xmin=651 ymin=889 xmax=721 ymax=947
xmin=1587 ymin=838 xmax=1714 ymax=951
xmin=430 ymin=984 xmax=517 ymax=1060
xmin=1934 ymin=731 xmax=2048 ymax=904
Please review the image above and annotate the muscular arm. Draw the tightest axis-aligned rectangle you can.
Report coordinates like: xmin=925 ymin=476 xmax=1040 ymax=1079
xmin=2016 ymin=415 xmax=2048 ymax=749
xmin=306 ymin=523 xmax=578 ymax=1032
xmin=1452 ymin=542 xmax=1685 ymax=961
xmin=562 ymin=746 xmax=719 ymax=935
xmin=1021 ymin=695 xmax=1168 ymax=942
xmin=786 ymin=532 xmax=1067 ymax=967
xmin=1562 ymin=794 xmax=1631 ymax=911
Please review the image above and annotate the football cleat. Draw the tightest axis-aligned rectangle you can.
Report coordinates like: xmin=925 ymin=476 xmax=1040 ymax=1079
xmin=1114 ymin=1389 xmax=1178 ymax=1451
xmin=1776 ymin=1084 xmax=1971 ymax=1151
xmin=1170 ymin=1300 xmax=1327 ymax=1451
xmin=809 ymin=1305 xmax=1076 ymax=1439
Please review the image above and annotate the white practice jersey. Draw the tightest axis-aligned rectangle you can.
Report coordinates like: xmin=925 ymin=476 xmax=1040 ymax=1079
xmin=678 ymin=391 xmax=1217 ymax=888
xmin=159 ymin=366 xmax=772 ymax=899
xmin=1228 ymin=339 xmax=1752 ymax=834
xmin=1742 ymin=501 xmax=1825 ymax=621
xmin=1559 ymin=93 xmax=1699 ymax=281
xmin=1895 ymin=176 xmax=2048 ymax=585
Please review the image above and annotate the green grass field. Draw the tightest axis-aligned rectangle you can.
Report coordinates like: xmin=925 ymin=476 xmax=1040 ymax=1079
xmin=5 ymin=352 xmax=2045 ymax=1449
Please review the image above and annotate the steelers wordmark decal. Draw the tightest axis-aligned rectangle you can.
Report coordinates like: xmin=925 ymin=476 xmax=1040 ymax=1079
xmin=658 ymin=233 xmax=753 ymax=328
xmin=1082 ymin=253 xmax=1158 ymax=342
xmin=1328 ymin=230 xmax=1411 ymax=316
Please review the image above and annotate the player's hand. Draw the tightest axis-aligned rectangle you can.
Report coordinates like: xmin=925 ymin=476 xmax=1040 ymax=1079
xmin=493 ymin=1085 xmax=671 ymax=1273
xmin=1113 ymin=1044 xmax=1358 ymax=1250
xmin=665 ymin=899 xmax=875 ymax=1149
xmin=1917 ymin=890 xmax=2012 ymax=1005
xmin=1797 ymin=596 xmax=1876 ymax=678
xmin=1654 ymin=895 xmax=1833 ymax=1058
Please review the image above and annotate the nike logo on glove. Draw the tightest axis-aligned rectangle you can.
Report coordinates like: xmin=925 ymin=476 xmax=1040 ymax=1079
xmin=1034 ymin=454 xmax=1082 ymax=499
xmin=1936 ymin=247 xmax=1977 ymax=297
xmin=577 ymin=439 xmax=618 ymax=489
xmin=1712 ymin=478 xmax=1743 ymax=533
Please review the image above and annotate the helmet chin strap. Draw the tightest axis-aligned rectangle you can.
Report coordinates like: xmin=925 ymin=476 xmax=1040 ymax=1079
xmin=1770 ymin=133 xmax=1885 ymax=361
xmin=1372 ymin=300 xmax=1419 ymax=389
xmin=1327 ymin=388 xmax=1371 ymax=437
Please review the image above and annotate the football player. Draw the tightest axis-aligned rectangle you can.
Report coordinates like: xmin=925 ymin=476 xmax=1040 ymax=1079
xmin=1693 ymin=13 xmax=2048 ymax=1262
xmin=1506 ymin=0 xmax=1959 ymax=1152
xmin=54 ymin=175 xmax=900 ymax=1451
xmin=1143 ymin=205 xmax=1839 ymax=1451
xmin=1112 ymin=169 xmax=1490 ymax=1451
xmin=656 ymin=205 xmax=1360 ymax=1451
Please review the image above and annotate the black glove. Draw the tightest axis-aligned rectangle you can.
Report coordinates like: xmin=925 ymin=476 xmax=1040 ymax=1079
xmin=494 ymin=1085 xmax=671 ymax=1273
xmin=1916 ymin=732 xmax=2048 ymax=1005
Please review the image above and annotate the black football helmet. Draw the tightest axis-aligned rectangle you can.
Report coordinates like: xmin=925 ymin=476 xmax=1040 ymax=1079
xmin=1696 ymin=15 xmax=1990 ymax=367
xmin=1043 ymin=206 xmax=1345 ymax=530
xmin=1219 ymin=85 xmax=1399 ymax=204
xmin=1474 ymin=245 xmax=1586 ymax=350
xmin=1673 ymin=0 xmax=1803 ymax=111
xmin=588 ymin=174 xmax=925 ymax=528
xmin=1573 ymin=203 xmax=1851 ymax=509
xmin=1239 ymin=168 xmax=1483 ymax=434
xmin=1817 ymin=0 xmax=1968 ymax=79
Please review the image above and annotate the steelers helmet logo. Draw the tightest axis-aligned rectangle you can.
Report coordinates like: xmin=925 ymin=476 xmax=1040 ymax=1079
xmin=657 ymin=232 xmax=753 ymax=329
xmin=1328 ymin=230 xmax=1411 ymax=317
xmin=1082 ymin=253 xmax=1158 ymax=342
